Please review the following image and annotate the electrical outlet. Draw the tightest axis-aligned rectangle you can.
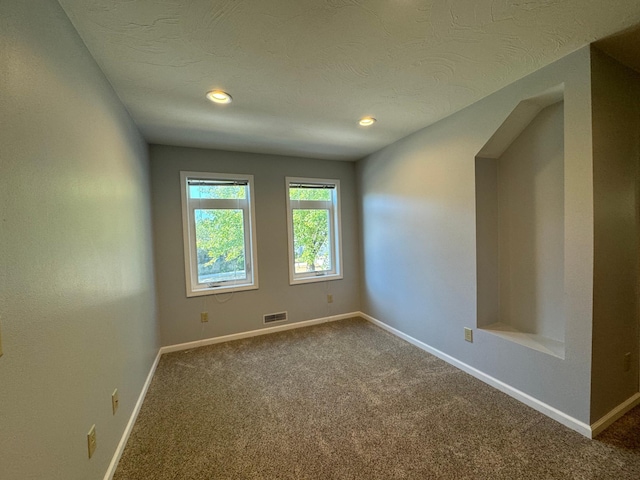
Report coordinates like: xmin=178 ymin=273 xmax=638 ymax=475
xmin=87 ymin=425 xmax=97 ymax=459
xmin=200 ymin=312 xmax=208 ymax=323
xmin=112 ymin=389 xmax=119 ymax=415
xmin=327 ymin=294 xmax=333 ymax=304
xmin=624 ymin=352 xmax=631 ymax=372
xmin=464 ymin=327 xmax=473 ymax=343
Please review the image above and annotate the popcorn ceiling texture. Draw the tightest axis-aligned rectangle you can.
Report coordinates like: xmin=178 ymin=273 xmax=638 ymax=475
xmin=58 ymin=0 xmax=640 ymax=160
xmin=113 ymin=318 xmax=640 ymax=479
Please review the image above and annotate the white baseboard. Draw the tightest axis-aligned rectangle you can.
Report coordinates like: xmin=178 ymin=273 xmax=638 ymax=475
xmin=359 ymin=312 xmax=594 ymax=438
xmin=159 ymin=311 xmax=359 ymax=355
xmin=103 ymin=350 xmax=162 ymax=480
xmin=590 ymin=392 xmax=640 ymax=437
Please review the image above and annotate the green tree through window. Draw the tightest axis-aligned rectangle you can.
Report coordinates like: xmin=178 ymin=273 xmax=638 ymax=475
xmin=287 ymin=178 xmax=342 ymax=284
xmin=182 ymin=173 xmax=258 ymax=296
xmin=195 ymin=209 xmax=245 ymax=281
xmin=290 ymin=186 xmax=332 ymax=273
xmin=191 ymin=184 xmax=247 ymax=282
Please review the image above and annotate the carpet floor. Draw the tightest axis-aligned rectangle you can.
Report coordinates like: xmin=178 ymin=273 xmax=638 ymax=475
xmin=114 ymin=318 xmax=640 ymax=479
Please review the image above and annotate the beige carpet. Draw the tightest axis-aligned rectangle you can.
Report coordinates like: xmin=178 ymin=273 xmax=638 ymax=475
xmin=114 ymin=318 xmax=640 ymax=479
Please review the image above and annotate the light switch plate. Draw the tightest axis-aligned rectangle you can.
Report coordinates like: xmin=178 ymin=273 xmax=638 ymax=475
xmin=87 ymin=425 xmax=97 ymax=458
xmin=112 ymin=389 xmax=119 ymax=415
xmin=464 ymin=327 xmax=473 ymax=343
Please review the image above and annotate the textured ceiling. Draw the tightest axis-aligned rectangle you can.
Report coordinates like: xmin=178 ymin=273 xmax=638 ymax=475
xmin=58 ymin=0 xmax=640 ymax=161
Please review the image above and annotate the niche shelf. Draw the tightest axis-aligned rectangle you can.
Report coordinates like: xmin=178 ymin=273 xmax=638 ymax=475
xmin=475 ymin=85 xmax=566 ymax=359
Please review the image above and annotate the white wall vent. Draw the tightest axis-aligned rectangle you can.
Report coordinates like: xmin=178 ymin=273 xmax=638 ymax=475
xmin=263 ymin=311 xmax=288 ymax=324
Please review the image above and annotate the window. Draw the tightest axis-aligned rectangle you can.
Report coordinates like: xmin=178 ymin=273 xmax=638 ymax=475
xmin=286 ymin=177 xmax=342 ymax=285
xmin=180 ymin=172 xmax=258 ymax=296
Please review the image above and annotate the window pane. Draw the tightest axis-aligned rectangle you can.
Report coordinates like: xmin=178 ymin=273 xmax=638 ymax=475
xmin=195 ymin=209 xmax=246 ymax=283
xmin=189 ymin=184 xmax=246 ymax=200
xmin=292 ymin=209 xmax=331 ymax=273
xmin=289 ymin=187 xmax=331 ymax=201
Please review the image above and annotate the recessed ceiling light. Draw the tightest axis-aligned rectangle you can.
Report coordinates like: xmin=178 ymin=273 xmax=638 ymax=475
xmin=206 ymin=90 xmax=232 ymax=104
xmin=359 ymin=116 xmax=376 ymax=126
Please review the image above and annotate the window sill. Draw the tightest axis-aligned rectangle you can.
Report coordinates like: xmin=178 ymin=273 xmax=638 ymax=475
xmin=187 ymin=283 xmax=258 ymax=297
xmin=289 ymin=273 xmax=343 ymax=286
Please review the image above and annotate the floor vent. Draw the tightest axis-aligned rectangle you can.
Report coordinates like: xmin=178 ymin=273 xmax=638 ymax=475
xmin=263 ymin=311 xmax=288 ymax=324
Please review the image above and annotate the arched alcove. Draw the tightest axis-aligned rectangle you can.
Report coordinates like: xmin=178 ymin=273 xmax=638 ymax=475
xmin=476 ymin=85 xmax=566 ymax=358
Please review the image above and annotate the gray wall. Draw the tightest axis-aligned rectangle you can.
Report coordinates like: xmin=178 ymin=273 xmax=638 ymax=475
xmin=150 ymin=145 xmax=360 ymax=346
xmin=357 ymin=48 xmax=596 ymax=423
xmin=0 ymin=2 xmax=158 ymax=479
xmin=475 ymin=157 xmax=500 ymax=329
xmin=475 ymin=102 xmax=565 ymax=342
xmin=497 ymin=102 xmax=565 ymax=341
xmin=590 ymin=48 xmax=640 ymax=422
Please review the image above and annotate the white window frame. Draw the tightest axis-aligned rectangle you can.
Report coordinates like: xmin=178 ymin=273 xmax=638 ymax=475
xmin=180 ymin=171 xmax=259 ymax=297
xmin=285 ymin=176 xmax=343 ymax=285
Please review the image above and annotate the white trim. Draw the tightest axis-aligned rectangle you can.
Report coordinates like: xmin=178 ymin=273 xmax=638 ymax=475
xmin=180 ymin=171 xmax=259 ymax=297
xmin=359 ymin=312 xmax=594 ymax=438
xmin=590 ymin=392 xmax=640 ymax=437
xmin=159 ymin=312 xmax=359 ymax=354
xmin=103 ymin=351 xmax=161 ymax=480
xmin=287 ymin=272 xmax=343 ymax=285
xmin=285 ymin=176 xmax=343 ymax=285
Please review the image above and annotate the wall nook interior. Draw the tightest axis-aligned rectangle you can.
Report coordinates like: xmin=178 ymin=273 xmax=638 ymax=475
xmin=476 ymin=87 xmax=566 ymax=358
